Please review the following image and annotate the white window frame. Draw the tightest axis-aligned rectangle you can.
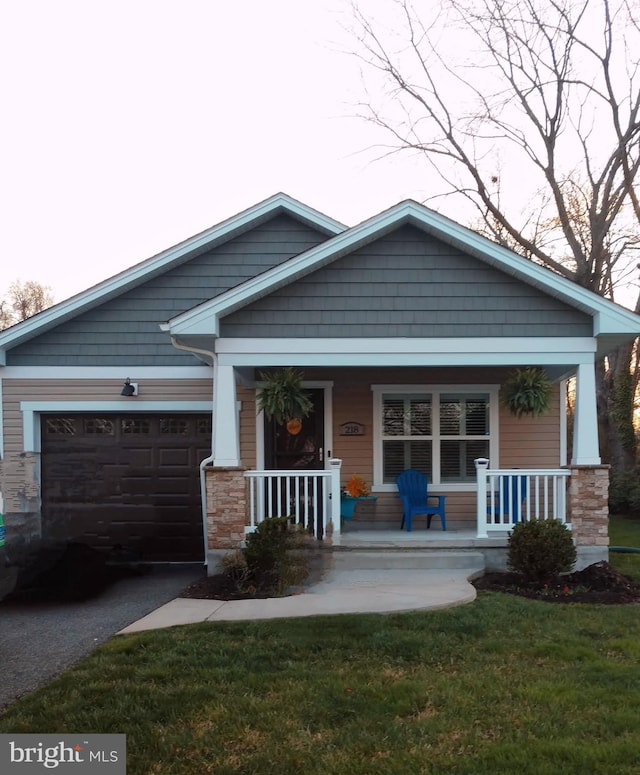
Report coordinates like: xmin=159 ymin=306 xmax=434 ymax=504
xmin=371 ymin=384 xmax=500 ymax=493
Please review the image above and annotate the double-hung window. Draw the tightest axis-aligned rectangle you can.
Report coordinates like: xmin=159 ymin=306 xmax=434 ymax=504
xmin=373 ymin=385 xmax=498 ymax=490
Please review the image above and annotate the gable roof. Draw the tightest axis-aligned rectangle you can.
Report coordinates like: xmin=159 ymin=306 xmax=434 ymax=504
xmin=0 ymin=194 xmax=345 ymax=363
xmin=165 ymin=199 xmax=640 ymax=356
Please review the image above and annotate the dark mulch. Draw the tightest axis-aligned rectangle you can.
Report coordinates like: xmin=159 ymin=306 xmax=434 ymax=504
xmin=180 ymin=548 xmax=329 ymax=600
xmin=473 ymin=561 xmax=640 ymax=604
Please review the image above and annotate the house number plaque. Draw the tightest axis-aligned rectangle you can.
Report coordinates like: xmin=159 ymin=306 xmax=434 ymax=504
xmin=340 ymin=421 xmax=365 ymax=436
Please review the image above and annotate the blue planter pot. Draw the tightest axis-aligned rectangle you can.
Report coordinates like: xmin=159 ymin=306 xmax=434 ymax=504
xmin=340 ymin=495 xmax=378 ymax=519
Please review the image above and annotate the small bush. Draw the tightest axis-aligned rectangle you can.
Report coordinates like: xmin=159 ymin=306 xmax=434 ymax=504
xmin=243 ymin=516 xmax=312 ymax=595
xmin=220 ymin=550 xmax=251 ymax=593
xmin=507 ymin=519 xmax=577 ymax=582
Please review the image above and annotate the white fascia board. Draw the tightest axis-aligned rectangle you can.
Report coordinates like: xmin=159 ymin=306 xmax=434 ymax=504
xmin=1 ymin=366 xmax=212 ymax=379
xmin=214 ymin=336 xmax=596 ymax=368
xmin=21 ymin=400 xmax=213 ymax=412
xmin=0 ymin=193 xmax=344 ymax=355
xmin=169 ymin=309 xmax=220 ymax=338
xmin=218 ymin=352 xmax=593 ymax=367
xmin=215 ymin=336 xmax=595 ymax=354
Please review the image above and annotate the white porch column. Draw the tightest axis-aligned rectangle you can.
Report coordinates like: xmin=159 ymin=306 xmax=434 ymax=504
xmin=572 ymin=360 xmax=601 ymax=465
xmin=328 ymin=458 xmax=342 ymax=537
xmin=212 ymin=361 xmax=241 ymax=467
xmin=475 ymin=457 xmax=489 ymax=539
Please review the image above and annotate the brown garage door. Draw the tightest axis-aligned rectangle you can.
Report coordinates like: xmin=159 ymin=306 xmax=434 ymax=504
xmin=41 ymin=413 xmax=212 ymax=562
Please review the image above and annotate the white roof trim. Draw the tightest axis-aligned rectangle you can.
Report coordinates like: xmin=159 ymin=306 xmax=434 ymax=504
xmin=167 ymin=200 xmax=640 ymax=341
xmin=0 ymin=193 xmax=345 ymax=359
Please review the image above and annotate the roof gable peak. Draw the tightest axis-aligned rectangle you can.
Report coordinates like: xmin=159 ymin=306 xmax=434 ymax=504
xmin=0 ymin=193 xmax=344 ymax=359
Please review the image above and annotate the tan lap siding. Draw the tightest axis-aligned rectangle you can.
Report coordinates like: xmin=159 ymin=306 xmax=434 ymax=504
xmin=500 ymin=388 xmax=562 ymax=468
xmin=238 ymin=385 xmax=257 ymax=468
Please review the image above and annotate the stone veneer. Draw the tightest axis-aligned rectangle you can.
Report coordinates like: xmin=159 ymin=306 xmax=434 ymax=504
xmin=204 ymin=466 xmax=247 ymax=555
xmin=567 ymin=465 xmax=610 ymax=547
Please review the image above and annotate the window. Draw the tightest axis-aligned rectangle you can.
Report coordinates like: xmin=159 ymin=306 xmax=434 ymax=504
xmin=374 ymin=385 xmax=498 ymax=489
xmin=159 ymin=418 xmax=189 ymax=435
xmin=45 ymin=418 xmax=76 ymax=435
xmin=381 ymin=395 xmax=433 ymax=483
xmin=84 ymin=418 xmax=114 ymax=435
xmin=121 ymin=418 xmax=151 ymax=435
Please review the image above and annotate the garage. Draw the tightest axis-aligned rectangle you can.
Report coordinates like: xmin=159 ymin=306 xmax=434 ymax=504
xmin=41 ymin=413 xmax=212 ymax=562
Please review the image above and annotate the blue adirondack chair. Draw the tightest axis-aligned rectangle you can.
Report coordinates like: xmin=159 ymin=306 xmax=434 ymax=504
xmin=488 ymin=474 xmax=527 ymax=524
xmin=396 ymin=469 xmax=447 ymax=531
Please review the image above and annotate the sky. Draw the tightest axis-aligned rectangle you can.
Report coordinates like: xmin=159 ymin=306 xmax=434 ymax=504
xmin=0 ymin=0 xmax=439 ymax=305
xmin=1 ymin=0 xmax=638 ymax=310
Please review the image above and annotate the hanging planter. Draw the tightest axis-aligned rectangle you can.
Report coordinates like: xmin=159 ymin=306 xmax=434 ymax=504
xmin=501 ymin=367 xmax=553 ymax=418
xmin=256 ymin=367 xmax=314 ymax=428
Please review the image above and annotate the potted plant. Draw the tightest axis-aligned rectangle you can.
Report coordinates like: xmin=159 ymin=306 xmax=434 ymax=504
xmin=257 ymin=367 xmax=313 ymax=434
xmin=340 ymin=475 xmax=378 ymax=519
xmin=501 ymin=367 xmax=552 ymax=418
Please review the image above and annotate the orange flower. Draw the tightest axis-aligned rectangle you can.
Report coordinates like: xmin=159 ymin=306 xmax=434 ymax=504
xmin=344 ymin=475 xmax=369 ymax=497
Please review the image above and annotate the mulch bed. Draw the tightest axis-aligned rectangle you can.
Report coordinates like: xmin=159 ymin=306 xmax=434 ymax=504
xmin=180 ymin=549 xmax=329 ymax=601
xmin=473 ymin=561 xmax=640 ymax=604
xmin=180 ymin=558 xmax=640 ymax=605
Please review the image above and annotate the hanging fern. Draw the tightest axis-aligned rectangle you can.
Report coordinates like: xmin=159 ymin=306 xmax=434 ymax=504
xmin=501 ymin=367 xmax=553 ymax=418
xmin=256 ymin=368 xmax=314 ymax=425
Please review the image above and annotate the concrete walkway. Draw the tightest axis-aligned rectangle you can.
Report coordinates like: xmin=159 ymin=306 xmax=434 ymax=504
xmin=119 ymin=567 xmax=481 ymax=633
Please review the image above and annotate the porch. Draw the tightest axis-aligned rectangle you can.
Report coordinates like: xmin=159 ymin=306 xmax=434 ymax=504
xmin=202 ymin=359 xmax=610 ymax=574
xmin=204 ymin=461 xmax=609 ymax=572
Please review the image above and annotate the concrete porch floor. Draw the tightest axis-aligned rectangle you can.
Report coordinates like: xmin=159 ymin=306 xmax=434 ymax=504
xmin=331 ymin=528 xmax=509 ymax=550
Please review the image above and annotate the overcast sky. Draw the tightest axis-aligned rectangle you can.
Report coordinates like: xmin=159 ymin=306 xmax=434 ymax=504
xmin=0 ymin=0 xmax=441 ymax=304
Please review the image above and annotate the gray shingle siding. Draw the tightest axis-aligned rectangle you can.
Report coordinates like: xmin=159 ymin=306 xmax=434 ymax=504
xmin=7 ymin=215 xmax=329 ymax=366
xmin=220 ymin=225 xmax=593 ymax=338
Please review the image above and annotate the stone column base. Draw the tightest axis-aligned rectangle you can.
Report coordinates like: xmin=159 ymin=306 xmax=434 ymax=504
xmin=567 ymin=465 xmax=610 ymax=549
xmin=204 ymin=466 xmax=247 ymax=574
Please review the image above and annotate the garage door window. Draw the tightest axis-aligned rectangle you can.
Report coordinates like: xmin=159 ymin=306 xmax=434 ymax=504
xmin=160 ymin=418 xmax=189 ymax=435
xmin=197 ymin=418 xmax=212 ymax=434
xmin=84 ymin=418 xmax=115 ymax=434
xmin=121 ymin=418 xmax=151 ymax=434
xmin=45 ymin=418 xmax=76 ymax=435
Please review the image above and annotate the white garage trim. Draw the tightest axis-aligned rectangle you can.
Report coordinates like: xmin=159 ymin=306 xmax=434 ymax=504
xmin=20 ymin=401 xmax=213 ymax=452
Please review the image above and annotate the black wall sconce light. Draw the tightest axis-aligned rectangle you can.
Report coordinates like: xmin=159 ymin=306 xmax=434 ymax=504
xmin=121 ymin=378 xmax=138 ymax=397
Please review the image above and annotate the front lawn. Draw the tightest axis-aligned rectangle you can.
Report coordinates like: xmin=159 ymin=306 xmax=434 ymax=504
xmin=609 ymin=514 xmax=640 ymax=581
xmin=2 ymin=561 xmax=640 ymax=774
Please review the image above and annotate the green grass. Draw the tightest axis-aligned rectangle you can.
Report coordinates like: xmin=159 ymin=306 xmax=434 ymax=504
xmin=609 ymin=515 xmax=640 ymax=581
xmin=2 ymin=519 xmax=640 ymax=775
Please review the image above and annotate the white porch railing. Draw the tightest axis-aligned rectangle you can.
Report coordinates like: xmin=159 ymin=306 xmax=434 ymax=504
xmin=244 ymin=458 xmax=342 ymax=539
xmin=475 ymin=458 xmax=571 ymax=538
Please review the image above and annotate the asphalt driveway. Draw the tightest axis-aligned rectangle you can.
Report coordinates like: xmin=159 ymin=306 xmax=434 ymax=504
xmin=0 ymin=563 xmax=203 ymax=713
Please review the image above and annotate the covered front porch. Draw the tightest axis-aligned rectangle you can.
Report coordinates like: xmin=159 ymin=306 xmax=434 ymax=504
xmin=169 ymin=334 xmax=612 ymax=576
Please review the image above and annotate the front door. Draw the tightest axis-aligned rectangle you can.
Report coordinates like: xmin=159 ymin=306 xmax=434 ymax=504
xmin=264 ymin=388 xmax=326 ymax=535
xmin=264 ymin=388 xmax=325 ymax=471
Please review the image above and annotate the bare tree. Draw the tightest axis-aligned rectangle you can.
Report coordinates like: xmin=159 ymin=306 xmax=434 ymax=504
xmin=0 ymin=280 xmax=54 ymax=331
xmin=351 ymin=0 xmax=640 ymax=470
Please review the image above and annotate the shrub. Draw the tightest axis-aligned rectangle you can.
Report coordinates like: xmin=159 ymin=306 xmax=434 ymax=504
xmin=507 ymin=519 xmax=577 ymax=582
xmin=220 ymin=550 xmax=251 ymax=593
xmin=243 ymin=516 xmax=312 ymax=595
